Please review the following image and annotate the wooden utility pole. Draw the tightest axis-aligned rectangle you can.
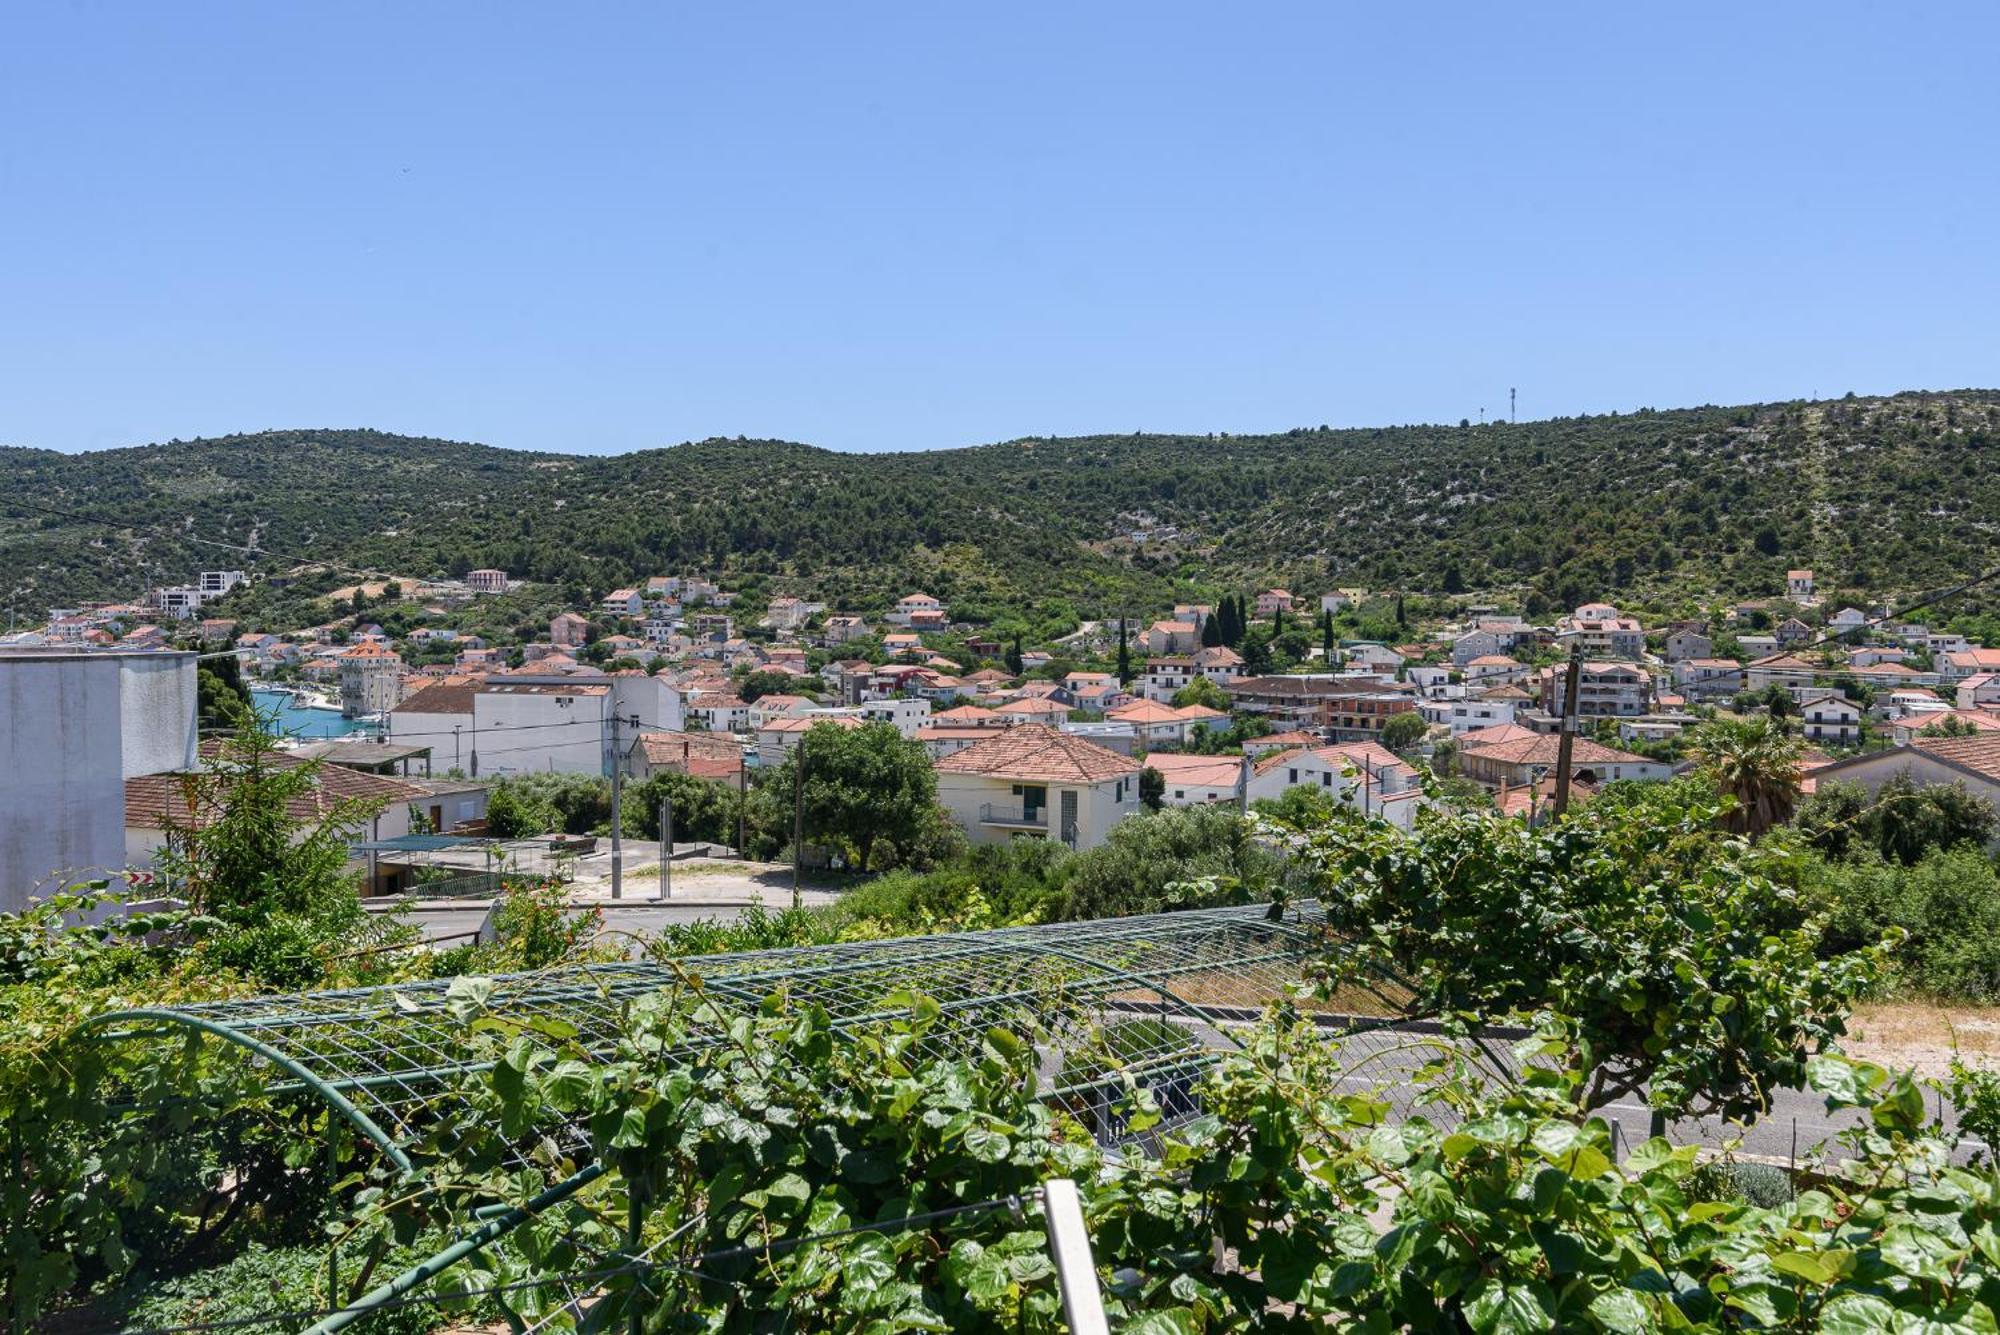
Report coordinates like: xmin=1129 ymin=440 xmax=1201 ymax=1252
xmin=1551 ymin=642 xmax=1584 ymax=817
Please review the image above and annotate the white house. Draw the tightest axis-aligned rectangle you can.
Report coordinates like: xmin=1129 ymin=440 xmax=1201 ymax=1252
xmin=1449 ymin=686 xmax=1526 ymax=735
xmin=1141 ymin=752 xmax=1246 ymax=807
xmin=1746 ymin=654 xmax=1816 ymax=697
xmin=1829 ymin=608 xmax=1869 ymax=632
xmin=1798 ymin=691 xmax=1863 ymax=747
xmin=1245 ymin=741 xmax=1425 ymax=830
xmin=1462 ymin=655 xmax=1527 ymax=688
xmin=934 ymin=725 xmax=1140 ymax=850
xmin=1557 ymin=605 xmax=1644 ymax=660
xmin=1957 ymin=674 xmax=2000 ymax=711
xmin=1672 ymin=658 xmax=1745 ymax=702
xmin=1788 ymin=569 xmax=1815 ymax=601
xmin=600 ymin=588 xmax=644 ymax=619
xmin=886 ymin=593 xmax=947 ymax=628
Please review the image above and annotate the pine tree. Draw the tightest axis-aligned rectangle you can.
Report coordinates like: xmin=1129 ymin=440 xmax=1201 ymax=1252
xmin=1200 ymin=611 xmax=1222 ymax=648
xmin=1321 ymin=609 xmax=1335 ymax=659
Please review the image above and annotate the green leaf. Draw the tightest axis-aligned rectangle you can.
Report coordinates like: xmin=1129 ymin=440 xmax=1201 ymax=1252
xmin=963 ymin=1123 xmax=1012 ymax=1162
xmin=1464 ymin=1278 xmax=1556 ymax=1334
xmin=1586 ymin=1288 xmax=1651 ymax=1332
xmin=1818 ymin=1293 xmax=1904 ymax=1334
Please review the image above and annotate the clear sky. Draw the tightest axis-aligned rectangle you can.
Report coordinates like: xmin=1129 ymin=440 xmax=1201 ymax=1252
xmin=3 ymin=3 xmax=1995 ymax=456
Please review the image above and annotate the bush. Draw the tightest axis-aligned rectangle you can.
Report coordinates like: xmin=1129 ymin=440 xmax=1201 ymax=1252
xmin=1814 ymin=846 xmax=2000 ymax=1001
xmin=1053 ymin=805 xmax=1296 ymax=921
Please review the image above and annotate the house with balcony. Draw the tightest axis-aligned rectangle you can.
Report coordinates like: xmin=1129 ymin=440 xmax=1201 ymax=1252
xmin=886 ymin=592 xmax=947 ymax=628
xmin=1788 ymin=569 xmax=1815 ymax=601
xmin=1746 ymin=653 xmax=1817 ymax=697
xmin=1557 ymin=604 xmax=1645 ymax=660
xmin=1798 ymin=690 xmax=1863 ymax=747
xmin=1254 ymin=589 xmax=1296 ymax=618
xmin=600 ymin=588 xmax=643 ymax=619
xmin=933 ymin=724 xmax=1139 ymax=849
xmin=1672 ymin=657 xmax=1745 ymax=702
xmin=1537 ymin=661 xmax=1652 ymax=717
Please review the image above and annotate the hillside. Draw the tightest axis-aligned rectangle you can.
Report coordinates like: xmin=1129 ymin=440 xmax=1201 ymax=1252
xmin=5 ymin=390 xmax=2000 ymax=621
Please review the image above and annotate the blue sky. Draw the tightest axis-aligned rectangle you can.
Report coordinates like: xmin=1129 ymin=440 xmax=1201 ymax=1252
xmin=3 ymin=3 xmax=1995 ymax=455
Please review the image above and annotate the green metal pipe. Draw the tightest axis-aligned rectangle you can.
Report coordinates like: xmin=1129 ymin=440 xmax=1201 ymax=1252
xmin=76 ymin=1008 xmax=413 ymax=1172
xmin=300 ymin=1162 xmax=608 ymax=1335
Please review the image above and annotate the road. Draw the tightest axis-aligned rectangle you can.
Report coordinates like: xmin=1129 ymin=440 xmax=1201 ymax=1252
xmin=369 ymin=857 xmax=844 ymax=949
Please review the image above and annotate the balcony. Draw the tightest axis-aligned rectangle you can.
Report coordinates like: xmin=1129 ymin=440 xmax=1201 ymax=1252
xmin=979 ymin=803 xmax=1049 ymax=830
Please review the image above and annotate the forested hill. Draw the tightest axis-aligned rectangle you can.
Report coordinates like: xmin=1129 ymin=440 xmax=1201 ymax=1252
xmin=4 ymin=390 xmax=1999 ymax=619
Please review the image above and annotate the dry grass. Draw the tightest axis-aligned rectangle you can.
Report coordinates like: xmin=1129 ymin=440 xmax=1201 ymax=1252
xmin=1844 ymin=1000 xmax=2000 ymax=1079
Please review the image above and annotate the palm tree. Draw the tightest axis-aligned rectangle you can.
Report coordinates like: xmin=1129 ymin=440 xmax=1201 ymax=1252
xmin=1687 ymin=717 xmax=1805 ymax=838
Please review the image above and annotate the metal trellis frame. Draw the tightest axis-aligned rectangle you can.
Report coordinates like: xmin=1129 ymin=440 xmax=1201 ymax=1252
xmin=81 ymin=899 xmax=1422 ymax=1331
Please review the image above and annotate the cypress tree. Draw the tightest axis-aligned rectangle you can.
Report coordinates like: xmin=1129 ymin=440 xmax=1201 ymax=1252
xmin=1116 ymin=617 xmax=1132 ymax=684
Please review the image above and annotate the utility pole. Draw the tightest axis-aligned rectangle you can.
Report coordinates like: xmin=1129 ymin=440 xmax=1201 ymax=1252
xmin=791 ymin=744 xmax=806 ymax=910
xmin=1551 ymin=642 xmax=1584 ymax=817
xmin=452 ymin=724 xmax=461 ymax=773
xmin=658 ymin=790 xmax=673 ymax=902
xmin=609 ymin=712 xmax=624 ymax=901
xmin=1510 ymin=387 xmax=1517 ymax=424
xmin=736 ymin=758 xmax=747 ymax=859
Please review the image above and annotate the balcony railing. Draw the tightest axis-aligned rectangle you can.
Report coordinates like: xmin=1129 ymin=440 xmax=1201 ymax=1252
xmin=979 ymin=803 xmax=1048 ymax=829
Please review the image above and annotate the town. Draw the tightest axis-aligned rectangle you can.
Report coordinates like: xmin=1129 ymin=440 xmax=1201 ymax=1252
xmin=6 ymin=557 xmax=1997 ymax=910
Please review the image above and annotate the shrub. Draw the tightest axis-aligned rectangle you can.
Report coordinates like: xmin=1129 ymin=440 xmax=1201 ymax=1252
xmin=1814 ymin=846 xmax=2000 ymax=1001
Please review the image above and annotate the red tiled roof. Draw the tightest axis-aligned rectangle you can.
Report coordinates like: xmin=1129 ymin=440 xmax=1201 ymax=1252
xmin=125 ymin=749 xmax=428 ymax=831
xmin=933 ymin=724 xmax=1137 ymax=783
xmin=1139 ymin=753 xmax=1245 ymax=789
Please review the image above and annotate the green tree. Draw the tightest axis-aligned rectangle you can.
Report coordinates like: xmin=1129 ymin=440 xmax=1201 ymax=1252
xmin=1004 ymin=634 xmax=1023 ymax=676
xmin=771 ymin=722 xmax=939 ymax=871
xmin=1685 ymin=716 xmax=1803 ymax=838
xmin=739 ymin=668 xmax=813 ymax=703
xmin=1379 ymin=710 xmax=1429 ymax=754
xmin=1115 ymin=616 xmax=1132 ymax=684
xmin=1293 ymin=780 xmax=1887 ymax=1120
xmin=1240 ymin=627 xmax=1273 ymax=675
xmin=1170 ymin=675 xmax=1230 ymax=711
xmin=1138 ymin=765 xmax=1165 ymax=811
xmin=1053 ymin=804 xmax=1292 ymax=919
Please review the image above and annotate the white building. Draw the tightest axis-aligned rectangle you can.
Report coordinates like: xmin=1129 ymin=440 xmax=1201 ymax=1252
xmin=934 ymin=725 xmax=1140 ymax=850
xmin=466 ymin=569 xmax=510 ymax=594
xmin=1141 ymin=752 xmax=1246 ymax=806
xmin=0 ymin=648 xmax=199 ymax=912
xmin=1557 ymin=604 xmax=1645 ymax=660
xmin=1799 ymin=691 xmax=1863 ymax=747
xmin=338 ymin=642 xmax=405 ymax=718
xmin=1246 ymin=740 xmax=1424 ymax=830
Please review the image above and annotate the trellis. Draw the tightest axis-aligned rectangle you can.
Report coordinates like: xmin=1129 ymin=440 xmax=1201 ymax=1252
xmin=81 ymin=900 xmax=1430 ymax=1330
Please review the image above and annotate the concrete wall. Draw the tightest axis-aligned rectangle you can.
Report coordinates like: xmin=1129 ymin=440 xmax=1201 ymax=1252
xmin=471 ymin=690 xmax=611 ymax=776
xmin=1 ymin=651 xmax=196 ymax=912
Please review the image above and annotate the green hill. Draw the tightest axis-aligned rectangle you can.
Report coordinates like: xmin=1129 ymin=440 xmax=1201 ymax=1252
xmin=5 ymin=390 xmax=1999 ymax=623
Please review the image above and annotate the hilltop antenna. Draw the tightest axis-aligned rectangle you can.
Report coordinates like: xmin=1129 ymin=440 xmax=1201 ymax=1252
xmin=1510 ymin=387 xmax=1517 ymax=423
xmin=1478 ymin=407 xmax=1485 ymax=425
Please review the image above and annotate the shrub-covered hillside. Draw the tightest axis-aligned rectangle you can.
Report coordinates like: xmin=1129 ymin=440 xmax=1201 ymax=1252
xmin=4 ymin=389 xmax=1997 ymax=616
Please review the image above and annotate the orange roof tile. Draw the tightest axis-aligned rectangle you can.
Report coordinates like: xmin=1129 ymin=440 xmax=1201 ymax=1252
xmin=933 ymin=724 xmax=1138 ymax=783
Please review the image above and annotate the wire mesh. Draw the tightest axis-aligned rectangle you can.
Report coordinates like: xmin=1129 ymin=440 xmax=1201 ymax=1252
xmin=84 ymin=900 xmax=1423 ymax=1165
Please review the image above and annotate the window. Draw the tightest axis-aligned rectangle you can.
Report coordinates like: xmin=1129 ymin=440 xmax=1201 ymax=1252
xmin=1289 ymin=768 xmax=1298 ymax=784
xmin=1174 ymin=789 xmax=1184 ymax=799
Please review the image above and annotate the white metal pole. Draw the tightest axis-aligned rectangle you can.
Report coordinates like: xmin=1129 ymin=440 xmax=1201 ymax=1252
xmin=1040 ymin=1179 xmax=1110 ymax=1335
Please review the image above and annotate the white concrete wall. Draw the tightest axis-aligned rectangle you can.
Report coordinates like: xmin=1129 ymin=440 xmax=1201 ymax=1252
xmin=1 ymin=650 xmax=197 ymax=911
xmin=471 ymin=691 xmax=611 ymax=776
